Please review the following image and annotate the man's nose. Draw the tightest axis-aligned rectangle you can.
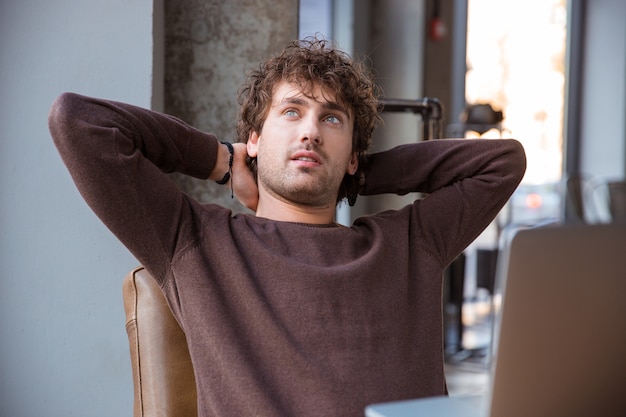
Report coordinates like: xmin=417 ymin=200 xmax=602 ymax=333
xmin=300 ymin=115 xmax=322 ymax=145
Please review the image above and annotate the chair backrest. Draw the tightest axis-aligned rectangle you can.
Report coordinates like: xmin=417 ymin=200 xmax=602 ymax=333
xmin=123 ymin=267 xmax=197 ymax=417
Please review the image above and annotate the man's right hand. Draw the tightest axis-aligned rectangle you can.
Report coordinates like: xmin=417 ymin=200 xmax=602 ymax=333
xmin=231 ymin=143 xmax=258 ymax=211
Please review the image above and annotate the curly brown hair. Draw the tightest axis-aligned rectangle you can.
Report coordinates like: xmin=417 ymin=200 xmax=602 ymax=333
xmin=236 ymin=37 xmax=381 ymax=206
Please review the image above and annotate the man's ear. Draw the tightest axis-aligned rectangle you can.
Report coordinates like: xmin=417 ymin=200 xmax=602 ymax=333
xmin=347 ymin=152 xmax=359 ymax=175
xmin=247 ymin=131 xmax=260 ymax=158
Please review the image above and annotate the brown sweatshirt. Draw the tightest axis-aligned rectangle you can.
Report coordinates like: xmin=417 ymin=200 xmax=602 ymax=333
xmin=49 ymin=92 xmax=526 ymax=417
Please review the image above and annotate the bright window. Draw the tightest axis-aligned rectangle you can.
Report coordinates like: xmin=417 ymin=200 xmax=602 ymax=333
xmin=466 ymin=0 xmax=568 ymax=185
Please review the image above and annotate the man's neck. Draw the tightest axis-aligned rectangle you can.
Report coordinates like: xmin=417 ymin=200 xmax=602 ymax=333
xmin=254 ymin=195 xmax=337 ymax=225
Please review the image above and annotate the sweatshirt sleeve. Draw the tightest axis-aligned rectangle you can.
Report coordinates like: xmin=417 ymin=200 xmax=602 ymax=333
xmin=48 ymin=92 xmax=220 ymax=280
xmin=361 ymin=138 xmax=526 ymax=264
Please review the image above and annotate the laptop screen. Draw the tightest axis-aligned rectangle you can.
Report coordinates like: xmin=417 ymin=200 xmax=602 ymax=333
xmin=489 ymin=224 xmax=626 ymax=417
xmin=366 ymin=224 xmax=626 ymax=417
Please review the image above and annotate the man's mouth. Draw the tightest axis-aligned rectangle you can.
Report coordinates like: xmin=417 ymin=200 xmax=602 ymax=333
xmin=291 ymin=150 xmax=322 ymax=165
xmin=296 ymin=156 xmax=317 ymax=163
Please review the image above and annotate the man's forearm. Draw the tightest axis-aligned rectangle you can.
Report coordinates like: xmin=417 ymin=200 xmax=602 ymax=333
xmin=49 ymin=92 xmax=220 ymax=180
xmin=360 ymin=138 xmax=526 ymax=197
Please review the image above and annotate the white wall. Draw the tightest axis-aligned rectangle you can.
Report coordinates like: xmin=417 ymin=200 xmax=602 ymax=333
xmin=580 ymin=0 xmax=626 ymax=178
xmin=0 ymin=1 xmax=156 ymax=415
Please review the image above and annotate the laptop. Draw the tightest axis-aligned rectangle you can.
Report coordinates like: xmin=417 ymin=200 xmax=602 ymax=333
xmin=365 ymin=223 xmax=626 ymax=417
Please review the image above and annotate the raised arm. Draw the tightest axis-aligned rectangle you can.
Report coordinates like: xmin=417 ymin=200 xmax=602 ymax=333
xmin=361 ymin=138 xmax=526 ymax=262
xmin=48 ymin=92 xmax=224 ymax=279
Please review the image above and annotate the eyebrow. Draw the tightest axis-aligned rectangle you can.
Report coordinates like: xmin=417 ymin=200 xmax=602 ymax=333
xmin=277 ymin=96 xmax=350 ymax=118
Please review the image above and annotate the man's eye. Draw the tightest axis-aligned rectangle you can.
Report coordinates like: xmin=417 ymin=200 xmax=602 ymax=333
xmin=325 ymin=115 xmax=341 ymax=124
xmin=284 ymin=109 xmax=299 ymax=117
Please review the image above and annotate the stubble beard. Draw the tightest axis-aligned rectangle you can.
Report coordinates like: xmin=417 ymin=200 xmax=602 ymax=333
xmin=257 ymin=151 xmax=343 ymax=208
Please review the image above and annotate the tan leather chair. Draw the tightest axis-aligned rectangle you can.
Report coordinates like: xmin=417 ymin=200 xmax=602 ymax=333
xmin=123 ymin=267 xmax=198 ymax=417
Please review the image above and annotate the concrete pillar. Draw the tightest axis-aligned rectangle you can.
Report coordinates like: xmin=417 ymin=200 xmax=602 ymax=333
xmin=163 ymin=0 xmax=298 ymax=211
xmin=352 ymin=0 xmax=427 ymax=217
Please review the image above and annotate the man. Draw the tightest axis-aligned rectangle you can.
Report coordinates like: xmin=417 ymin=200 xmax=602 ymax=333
xmin=49 ymin=38 xmax=526 ymax=417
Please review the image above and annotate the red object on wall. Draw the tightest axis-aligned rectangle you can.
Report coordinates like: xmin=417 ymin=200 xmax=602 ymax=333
xmin=428 ymin=0 xmax=447 ymax=42
xmin=429 ymin=17 xmax=447 ymax=41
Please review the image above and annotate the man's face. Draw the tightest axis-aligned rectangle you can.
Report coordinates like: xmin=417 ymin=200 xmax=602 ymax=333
xmin=247 ymin=81 xmax=357 ymax=208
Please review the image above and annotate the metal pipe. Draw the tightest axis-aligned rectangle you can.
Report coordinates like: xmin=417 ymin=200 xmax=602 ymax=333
xmin=380 ymin=97 xmax=444 ymax=140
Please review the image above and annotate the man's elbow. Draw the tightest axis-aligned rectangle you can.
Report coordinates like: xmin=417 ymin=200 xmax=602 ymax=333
xmin=49 ymin=92 xmax=78 ymax=138
xmin=506 ymin=138 xmax=527 ymax=180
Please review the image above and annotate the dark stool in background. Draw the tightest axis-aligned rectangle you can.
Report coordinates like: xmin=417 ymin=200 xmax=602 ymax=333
xmin=476 ymin=249 xmax=498 ymax=294
xmin=443 ymin=254 xmax=466 ymax=356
